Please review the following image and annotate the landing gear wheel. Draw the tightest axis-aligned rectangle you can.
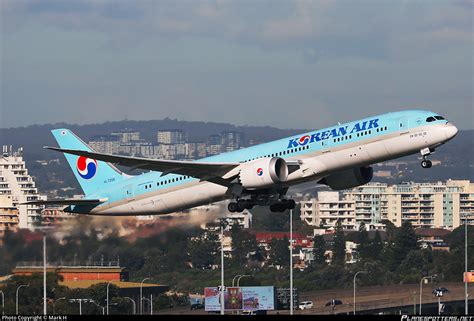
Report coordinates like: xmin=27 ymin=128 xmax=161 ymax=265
xmin=236 ymin=202 xmax=246 ymax=213
xmin=228 ymin=202 xmax=238 ymax=213
xmin=270 ymin=203 xmax=286 ymax=212
xmin=421 ymin=159 xmax=432 ymax=168
xmin=269 ymin=204 xmax=280 ymax=212
xmin=288 ymin=199 xmax=296 ymax=210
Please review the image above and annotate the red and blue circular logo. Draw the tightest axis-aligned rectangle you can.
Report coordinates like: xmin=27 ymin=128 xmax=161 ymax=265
xmin=77 ymin=156 xmax=98 ymax=180
xmin=298 ymin=135 xmax=310 ymax=146
xmin=257 ymin=168 xmax=263 ymax=176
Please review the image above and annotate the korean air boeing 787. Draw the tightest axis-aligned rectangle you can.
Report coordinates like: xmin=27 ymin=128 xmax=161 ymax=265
xmin=25 ymin=110 xmax=458 ymax=215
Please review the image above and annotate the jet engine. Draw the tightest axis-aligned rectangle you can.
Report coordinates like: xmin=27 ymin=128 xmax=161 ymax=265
xmin=239 ymin=157 xmax=288 ymax=189
xmin=320 ymin=166 xmax=373 ymax=190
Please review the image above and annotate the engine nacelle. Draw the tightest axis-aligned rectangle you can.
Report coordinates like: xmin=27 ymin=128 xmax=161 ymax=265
xmin=239 ymin=157 xmax=288 ymax=189
xmin=320 ymin=166 xmax=373 ymax=190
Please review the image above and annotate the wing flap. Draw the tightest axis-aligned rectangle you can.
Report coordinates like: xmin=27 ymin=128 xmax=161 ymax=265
xmin=21 ymin=198 xmax=108 ymax=206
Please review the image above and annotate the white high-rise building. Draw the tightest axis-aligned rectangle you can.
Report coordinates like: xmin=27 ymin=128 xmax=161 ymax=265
xmin=0 ymin=146 xmax=46 ymax=229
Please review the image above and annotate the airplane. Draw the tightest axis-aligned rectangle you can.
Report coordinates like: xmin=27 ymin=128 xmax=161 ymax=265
xmin=24 ymin=110 xmax=458 ymax=215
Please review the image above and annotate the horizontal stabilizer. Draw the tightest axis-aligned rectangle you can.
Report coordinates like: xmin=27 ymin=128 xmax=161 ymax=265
xmin=21 ymin=198 xmax=108 ymax=206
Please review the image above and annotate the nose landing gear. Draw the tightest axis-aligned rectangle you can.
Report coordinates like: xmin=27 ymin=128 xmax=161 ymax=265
xmin=421 ymin=159 xmax=432 ymax=168
xmin=420 ymin=147 xmax=433 ymax=168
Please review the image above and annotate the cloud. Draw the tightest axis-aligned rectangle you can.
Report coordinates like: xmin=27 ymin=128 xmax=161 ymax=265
xmin=2 ymin=0 xmax=471 ymax=61
xmin=1 ymin=0 xmax=472 ymax=129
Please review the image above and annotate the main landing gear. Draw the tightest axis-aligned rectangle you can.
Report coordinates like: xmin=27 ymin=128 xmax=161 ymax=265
xmin=269 ymin=199 xmax=296 ymax=213
xmin=420 ymin=147 xmax=433 ymax=169
xmin=228 ymin=200 xmax=254 ymax=213
xmin=227 ymin=199 xmax=296 ymax=213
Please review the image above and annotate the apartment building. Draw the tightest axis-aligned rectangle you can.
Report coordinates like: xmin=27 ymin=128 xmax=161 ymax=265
xmin=300 ymin=180 xmax=474 ymax=230
xmin=0 ymin=146 xmax=46 ymax=229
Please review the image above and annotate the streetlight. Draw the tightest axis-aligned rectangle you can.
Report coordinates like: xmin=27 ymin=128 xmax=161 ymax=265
xmin=53 ymin=297 xmax=66 ymax=315
xmin=43 ymin=232 xmax=47 ymax=315
xmin=237 ymin=275 xmax=251 ymax=287
xmin=432 ymin=287 xmax=449 ymax=315
xmin=419 ymin=274 xmax=437 ymax=315
xmin=290 ymin=208 xmax=294 ymax=315
xmin=106 ymin=281 xmax=113 ymax=315
xmin=90 ymin=300 xmax=105 ymax=315
xmin=142 ymin=296 xmax=153 ymax=315
xmin=220 ymin=219 xmax=226 ymax=316
xmin=464 ymin=213 xmax=469 ymax=315
xmin=69 ymin=299 xmax=88 ymax=315
xmin=353 ymin=270 xmax=368 ymax=315
xmin=232 ymin=275 xmax=242 ymax=287
xmin=16 ymin=284 xmax=29 ymax=315
xmin=0 ymin=290 xmax=4 ymax=315
xmin=140 ymin=278 xmax=150 ymax=315
xmin=124 ymin=297 xmax=136 ymax=315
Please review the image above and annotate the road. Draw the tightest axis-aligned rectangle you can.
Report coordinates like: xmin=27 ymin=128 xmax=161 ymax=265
xmin=153 ymin=282 xmax=469 ymax=315
xmin=297 ymin=282 xmax=467 ymax=314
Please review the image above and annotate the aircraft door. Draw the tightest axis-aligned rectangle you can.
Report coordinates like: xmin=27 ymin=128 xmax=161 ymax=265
xmin=321 ymin=138 xmax=331 ymax=154
xmin=124 ymin=184 xmax=134 ymax=202
xmin=398 ymin=117 xmax=409 ymax=134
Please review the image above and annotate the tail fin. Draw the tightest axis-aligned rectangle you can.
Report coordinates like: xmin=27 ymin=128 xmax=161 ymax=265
xmin=51 ymin=129 xmax=126 ymax=195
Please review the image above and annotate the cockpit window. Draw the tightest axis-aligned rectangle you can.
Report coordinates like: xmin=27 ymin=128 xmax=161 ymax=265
xmin=434 ymin=116 xmax=445 ymax=120
xmin=426 ymin=117 xmax=436 ymax=122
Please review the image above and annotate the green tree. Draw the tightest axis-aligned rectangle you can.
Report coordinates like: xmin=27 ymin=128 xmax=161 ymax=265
xmin=230 ymin=224 xmax=259 ymax=267
xmin=389 ymin=221 xmax=418 ymax=270
xmin=357 ymin=222 xmax=370 ymax=261
xmin=367 ymin=230 xmax=383 ymax=260
xmin=312 ymin=234 xmax=326 ymax=266
xmin=189 ymin=230 xmax=219 ymax=269
xmin=269 ymin=237 xmax=290 ymax=269
xmin=332 ymin=219 xmax=346 ymax=265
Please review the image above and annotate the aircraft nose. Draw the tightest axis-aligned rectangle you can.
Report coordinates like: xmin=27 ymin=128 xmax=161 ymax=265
xmin=444 ymin=123 xmax=458 ymax=140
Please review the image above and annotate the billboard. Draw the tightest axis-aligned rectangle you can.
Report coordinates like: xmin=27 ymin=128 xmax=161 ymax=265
xmin=464 ymin=272 xmax=474 ymax=283
xmin=276 ymin=288 xmax=299 ymax=310
xmin=204 ymin=286 xmax=275 ymax=311
xmin=204 ymin=287 xmax=221 ymax=311
xmin=242 ymin=286 xmax=275 ymax=311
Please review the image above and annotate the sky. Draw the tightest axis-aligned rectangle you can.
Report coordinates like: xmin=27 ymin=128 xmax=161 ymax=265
xmin=1 ymin=0 xmax=472 ymax=130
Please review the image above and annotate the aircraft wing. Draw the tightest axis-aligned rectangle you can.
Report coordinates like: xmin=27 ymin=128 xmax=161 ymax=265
xmin=45 ymin=146 xmax=241 ymax=186
xmin=21 ymin=198 xmax=108 ymax=206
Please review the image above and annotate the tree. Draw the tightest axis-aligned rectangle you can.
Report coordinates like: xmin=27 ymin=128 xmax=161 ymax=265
xmin=231 ymin=224 xmax=259 ymax=267
xmin=312 ymin=234 xmax=326 ymax=266
xmin=188 ymin=230 xmax=219 ymax=269
xmin=332 ymin=220 xmax=346 ymax=265
xmin=389 ymin=221 xmax=418 ymax=270
xmin=367 ymin=230 xmax=383 ymax=259
xmin=357 ymin=222 xmax=370 ymax=261
xmin=269 ymin=237 xmax=290 ymax=269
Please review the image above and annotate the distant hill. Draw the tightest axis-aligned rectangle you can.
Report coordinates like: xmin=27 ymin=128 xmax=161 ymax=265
xmin=0 ymin=119 xmax=307 ymax=161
